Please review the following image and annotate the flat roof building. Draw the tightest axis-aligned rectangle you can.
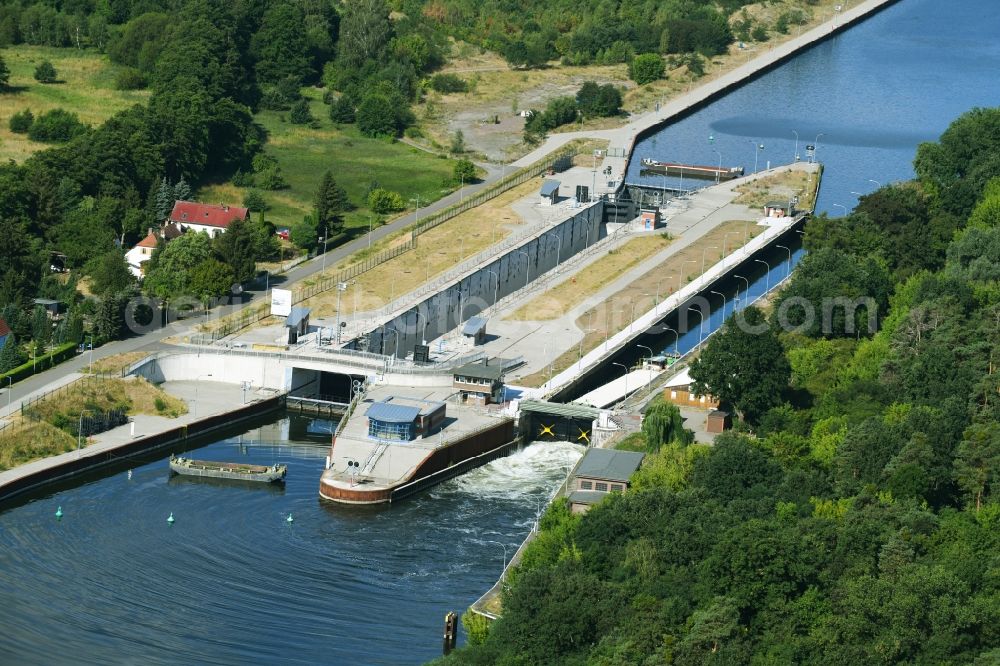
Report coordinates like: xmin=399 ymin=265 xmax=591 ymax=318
xmin=453 ymin=359 xmax=505 ymax=405
xmin=365 ymin=397 xmax=446 ymax=441
xmin=569 ymin=448 xmax=645 ymax=514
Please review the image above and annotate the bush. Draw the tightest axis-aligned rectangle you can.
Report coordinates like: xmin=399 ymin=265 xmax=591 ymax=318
xmin=289 ymin=99 xmax=313 ymax=124
xmin=629 ymin=53 xmax=665 ymax=85
xmin=114 ymin=67 xmax=147 ymax=90
xmin=154 ymin=397 xmax=167 ymax=412
xmin=33 ymin=60 xmax=57 ymax=83
xmin=9 ymin=109 xmax=33 ymax=134
xmin=367 ymin=188 xmax=405 ymax=214
xmin=454 ymin=159 xmax=476 ymax=184
xmin=243 ymin=189 xmax=267 ymax=212
xmin=403 ymin=126 xmax=423 ymax=139
xmin=231 ymin=169 xmax=255 ymax=187
xmin=429 ymin=73 xmax=468 ymax=93
xmin=257 ymin=166 xmax=287 ymax=190
xmin=576 ymin=82 xmax=622 ymax=118
xmin=27 ymin=109 xmax=87 ymax=143
xmin=329 ymin=95 xmax=356 ymax=123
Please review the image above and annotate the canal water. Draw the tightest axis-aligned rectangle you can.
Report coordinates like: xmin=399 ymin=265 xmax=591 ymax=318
xmin=3 ymin=1 xmax=999 ymax=663
xmin=628 ymin=0 xmax=1000 ymax=215
xmin=0 ymin=414 xmax=583 ymax=664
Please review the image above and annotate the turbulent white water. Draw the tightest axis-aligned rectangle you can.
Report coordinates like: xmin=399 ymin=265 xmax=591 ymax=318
xmin=436 ymin=441 xmax=585 ymax=501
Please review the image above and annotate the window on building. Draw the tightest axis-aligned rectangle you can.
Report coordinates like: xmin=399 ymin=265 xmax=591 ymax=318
xmin=367 ymin=419 xmax=413 ymax=441
xmin=580 ymin=480 xmax=592 ymax=490
xmin=595 ymin=482 xmax=608 ymax=492
xmin=611 ymin=484 xmax=623 ymax=492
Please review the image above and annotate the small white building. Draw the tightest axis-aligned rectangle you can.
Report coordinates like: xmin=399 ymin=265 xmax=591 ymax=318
xmin=125 ymin=230 xmax=159 ymax=278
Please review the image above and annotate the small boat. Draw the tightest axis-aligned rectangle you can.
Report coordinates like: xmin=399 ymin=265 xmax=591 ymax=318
xmin=169 ymin=455 xmax=287 ymax=483
xmin=640 ymin=158 xmax=744 ymax=181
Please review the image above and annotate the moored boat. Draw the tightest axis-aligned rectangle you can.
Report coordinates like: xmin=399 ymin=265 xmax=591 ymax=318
xmin=169 ymin=455 xmax=287 ymax=483
xmin=640 ymin=158 xmax=744 ymax=180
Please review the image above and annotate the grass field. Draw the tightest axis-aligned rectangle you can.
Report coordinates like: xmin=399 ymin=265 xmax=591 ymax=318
xmin=0 ymin=421 xmax=76 ymax=471
xmin=296 ymin=177 xmax=543 ymax=316
xmin=81 ymin=351 xmax=149 ymax=374
xmin=0 ymin=45 xmax=149 ymax=162
xmin=734 ymin=166 xmax=821 ymax=210
xmin=506 ymin=233 xmax=674 ymax=321
xmin=197 ymin=87 xmax=461 ymax=238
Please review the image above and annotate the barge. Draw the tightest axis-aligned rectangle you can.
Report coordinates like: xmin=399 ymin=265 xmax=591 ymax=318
xmin=169 ymin=455 xmax=287 ymax=483
xmin=319 ymin=386 xmax=516 ymax=504
xmin=640 ymin=158 xmax=744 ymax=181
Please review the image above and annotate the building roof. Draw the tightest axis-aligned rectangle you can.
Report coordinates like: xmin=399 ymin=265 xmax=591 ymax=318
xmin=540 ymin=179 xmax=560 ymax=197
xmin=33 ymin=298 xmax=60 ymax=306
xmin=454 ymin=360 xmax=503 ymax=381
xmin=664 ymin=367 xmax=693 ymax=388
xmin=285 ymin=307 xmax=310 ymax=328
xmin=519 ymin=399 xmax=599 ymax=420
xmin=366 ymin=401 xmax=421 ymax=424
xmin=136 ymin=231 xmax=158 ymax=249
xmin=162 ymin=222 xmax=186 ymax=240
xmin=568 ymin=490 xmax=610 ymax=506
xmin=765 ymin=201 xmax=788 ymax=209
xmin=462 ymin=316 xmax=487 ymax=336
xmin=574 ymin=448 xmax=645 ymax=483
xmin=169 ymin=201 xmax=248 ymax=228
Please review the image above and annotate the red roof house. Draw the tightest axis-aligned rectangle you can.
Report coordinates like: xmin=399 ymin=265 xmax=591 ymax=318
xmin=0 ymin=317 xmax=10 ymax=350
xmin=168 ymin=201 xmax=249 ymax=236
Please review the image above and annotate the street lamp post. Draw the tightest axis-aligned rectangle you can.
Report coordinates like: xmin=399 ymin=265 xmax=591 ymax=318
xmin=486 ymin=269 xmax=500 ymax=308
xmin=710 ymin=290 xmax=727 ymax=320
xmin=832 ymin=203 xmax=848 ymax=217
xmin=194 ymin=373 xmax=213 ymax=419
xmin=813 ymin=133 xmax=825 ymax=163
xmin=383 ymin=326 xmax=400 ymax=356
xmin=663 ymin=325 xmax=679 ymax=355
xmin=629 ymin=294 xmax=650 ymax=333
xmin=682 ymin=259 xmax=698 ymax=288
xmin=701 ymin=246 xmax=718 ymax=283
xmin=776 ymin=244 xmax=792 ymax=274
xmin=733 ymin=274 xmax=750 ymax=307
xmin=711 ymin=148 xmax=722 ymax=184
xmin=748 ymin=140 xmax=764 ymax=174
xmin=612 ymin=362 xmax=629 ymax=397
xmin=87 ymin=334 xmax=94 ymax=374
xmin=792 ymin=130 xmax=799 ymax=162
xmin=515 ymin=251 xmax=530 ymax=289
xmin=368 ymin=215 xmax=374 ymax=249
xmin=485 ymin=541 xmax=508 ymax=580
xmin=754 ymin=259 xmax=771 ymax=294
xmin=335 ymin=282 xmax=347 ymax=343
xmin=319 ymin=234 xmax=328 ymax=272
xmin=414 ymin=310 xmax=427 ymax=345
xmin=722 ymin=231 xmax=741 ymax=257
xmin=545 ymin=232 xmax=562 ymax=269
xmin=637 ymin=344 xmax=653 ymax=365
xmin=688 ymin=306 xmax=705 ymax=349
xmin=410 ymin=195 xmax=422 ymax=229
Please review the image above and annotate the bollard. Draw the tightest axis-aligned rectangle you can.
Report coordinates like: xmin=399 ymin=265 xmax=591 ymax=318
xmin=443 ymin=611 xmax=458 ymax=654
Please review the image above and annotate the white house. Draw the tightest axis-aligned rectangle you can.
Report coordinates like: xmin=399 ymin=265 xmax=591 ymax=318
xmin=168 ymin=200 xmax=249 ymax=237
xmin=125 ymin=230 xmax=159 ymax=278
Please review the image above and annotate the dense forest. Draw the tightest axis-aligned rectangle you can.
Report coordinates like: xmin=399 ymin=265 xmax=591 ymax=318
xmin=439 ymin=108 xmax=1000 ymax=664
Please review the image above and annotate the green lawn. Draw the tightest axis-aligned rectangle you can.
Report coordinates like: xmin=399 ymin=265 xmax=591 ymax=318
xmin=197 ymin=88 xmax=461 ymax=240
xmin=0 ymin=45 xmax=149 ymax=162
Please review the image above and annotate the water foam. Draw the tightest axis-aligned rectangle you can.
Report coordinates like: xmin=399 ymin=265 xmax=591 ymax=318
xmin=440 ymin=441 xmax=585 ymax=500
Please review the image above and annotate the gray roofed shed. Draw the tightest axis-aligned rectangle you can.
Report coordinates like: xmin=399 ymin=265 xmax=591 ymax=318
xmin=462 ymin=316 xmax=487 ymax=336
xmin=454 ymin=360 xmax=503 ymax=381
xmin=540 ymin=179 xmax=560 ymax=205
xmin=285 ymin=307 xmax=310 ymax=328
xmin=366 ymin=401 xmax=422 ymax=423
xmin=574 ymin=448 xmax=645 ymax=483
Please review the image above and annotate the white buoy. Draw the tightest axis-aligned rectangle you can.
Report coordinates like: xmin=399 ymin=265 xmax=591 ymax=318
xmin=55 ymin=506 xmax=63 ymax=519
xmin=286 ymin=513 xmax=294 ymax=524
xmin=127 ymin=469 xmax=133 ymax=480
xmin=167 ymin=512 xmax=175 ymax=525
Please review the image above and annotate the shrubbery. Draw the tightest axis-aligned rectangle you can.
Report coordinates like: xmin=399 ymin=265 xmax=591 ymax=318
xmin=27 ymin=109 xmax=87 ymax=142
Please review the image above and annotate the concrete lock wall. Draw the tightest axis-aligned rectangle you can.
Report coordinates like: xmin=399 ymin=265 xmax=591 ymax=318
xmin=136 ymin=353 xmax=288 ymax=390
xmin=367 ymin=202 xmax=603 ymax=358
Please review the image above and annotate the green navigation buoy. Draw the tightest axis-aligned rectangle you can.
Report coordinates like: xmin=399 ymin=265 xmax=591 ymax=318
xmin=55 ymin=506 xmax=63 ymax=519
xmin=286 ymin=513 xmax=294 ymax=524
xmin=167 ymin=512 xmax=175 ymax=525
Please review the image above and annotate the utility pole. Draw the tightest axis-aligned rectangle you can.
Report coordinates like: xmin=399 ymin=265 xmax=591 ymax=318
xmin=335 ymin=282 xmax=347 ymax=344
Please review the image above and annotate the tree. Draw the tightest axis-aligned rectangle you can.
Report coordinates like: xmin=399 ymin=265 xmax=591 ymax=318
xmin=690 ymin=306 xmax=790 ymax=423
xmin=242 ymin=189 xmax=267 ymax=213
xmin=173 ymin=177 xmax=191 ymax=202
xmin=315 ymin=171 xmax=349 ymax=235
xmin=142 ymin=232 xmax=213 ymax=299
xmin=154 ymin=177 xmax=174 ymax=221
xmin=290 ymin=213 xmax=318 ymax=250
xmin=9 ymin=109 xmax=33 ymax=134
xmin=576 ymin=82 xmax=622 ymax=118
xmin=33 ymin=60 xmax=57 ymax=83
xmin=213 ymin=217 xmax=258 ymax=284
xmin=27 ymin=109 xmax=86 ymax=142
xmin=86 ymin=251 xmax=134 ymax=297
xmin=366 ymin=188 xmax=404 ymax=214
xmin=954 ymin=423 xmax=1000 ymax=510
xmin=329 ymin=95 xmax=356 ymax=123
xmin=450 ymin=130 xmax=465 ymax=154
xmin=289 ymin=99 xmax=313 ymax=125
xmin=356 ymin=90 xmax=410 ymax=137
xmin=31 ymin=306 xmax=50 ymax=348
xmin=250 ymin=3 xmax=312 ymax=85
xmin=0 ymin=54 xmax=9 ymax=90
xmin=453 ymin=159 xmax=476 ymax=185
xmin=0 ymin=333 xmax=26 ymax=373
xmin=629 ymin=53 xmax=665 ymax=85
xmin=641 ymin=399 xmax=690 ymax=451
xmin=336 ymin=0 xmax=392 ymax=71
xmin=188 ymin=258 xmax=235 ymax=301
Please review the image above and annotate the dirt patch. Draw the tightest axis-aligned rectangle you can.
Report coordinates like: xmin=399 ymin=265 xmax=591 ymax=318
xmin=515 ymin=220 xmax=760 ymax=387
xmin=733 ymin=168 xmax=820 ymax=210
xmin=506 ymin=234 xmax=674 ymax=321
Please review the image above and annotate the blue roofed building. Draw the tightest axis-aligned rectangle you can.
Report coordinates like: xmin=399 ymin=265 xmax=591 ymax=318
xmin=365 ymin=397 xmax=446 ymax=441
